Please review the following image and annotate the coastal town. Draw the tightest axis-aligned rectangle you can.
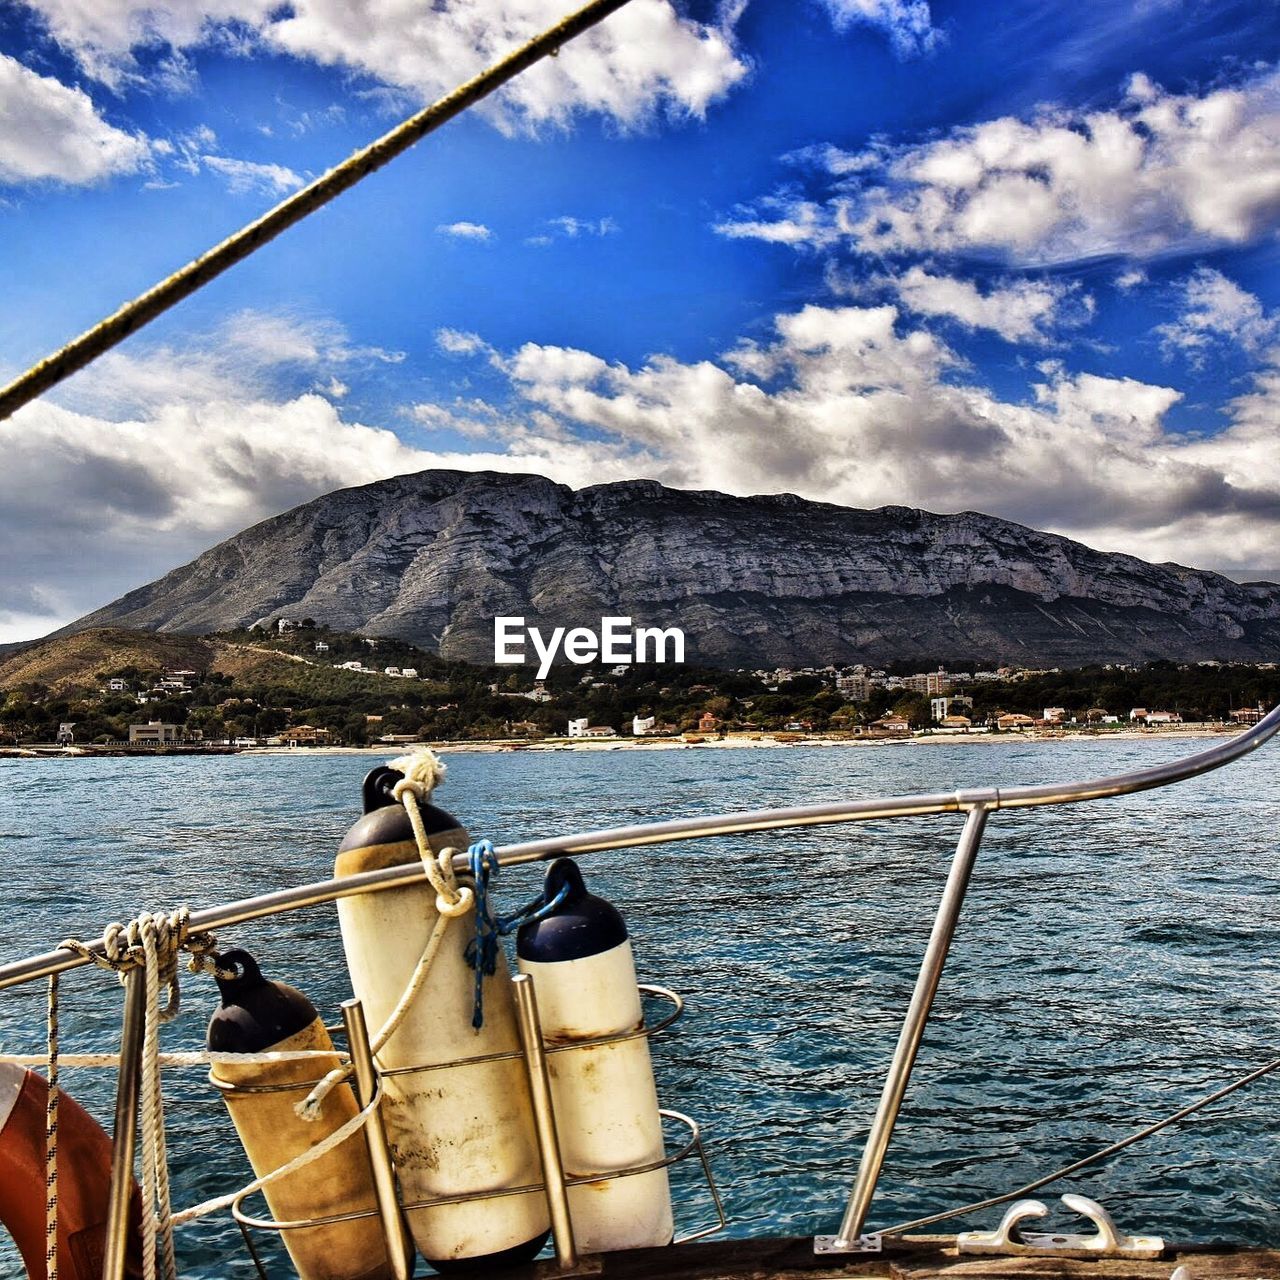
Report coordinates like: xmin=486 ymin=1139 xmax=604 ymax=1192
xmin=0 ymin=621 xmax=1275 ymax=755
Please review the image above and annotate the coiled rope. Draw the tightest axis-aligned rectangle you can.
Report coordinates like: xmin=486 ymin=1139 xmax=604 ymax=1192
xmin=56 ymin=909 xmax=232 ymax=1280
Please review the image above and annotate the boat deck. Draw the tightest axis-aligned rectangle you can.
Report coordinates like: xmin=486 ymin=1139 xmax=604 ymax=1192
xmin=520 ymin=1236 xmax=1280 ymax=1279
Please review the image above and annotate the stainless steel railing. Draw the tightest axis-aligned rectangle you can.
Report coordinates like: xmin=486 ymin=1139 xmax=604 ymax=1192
xmin=2 ymin=704 xmax=1278 ymax=1276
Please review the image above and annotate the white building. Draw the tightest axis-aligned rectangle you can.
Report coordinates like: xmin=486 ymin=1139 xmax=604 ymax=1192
xmin=633 ymin=714 xmax=656 ymax=736
xmin=930 ymin=694 xmax=973 ymax=722
xmin=401 ymin=668 xmax=418 ymax=679
xmin=314 ymin=641 xmax=329 ymax=653
xmin=1043 ymin=707 xmax=1068 ymax=723
xmin=277 ymin=618 xmax=298 ymax=633
xmin=129 ymin=722 xmax=182 ymax=745
xmin=567 ymin=717 xmax=589 ymax=738
xmin=836 ymin=673 xmax=869 ymax=701
xmin=106 ymin=678 xmax=128 ymax=693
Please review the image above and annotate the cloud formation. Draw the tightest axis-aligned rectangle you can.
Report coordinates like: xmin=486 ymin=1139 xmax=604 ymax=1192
xmin=882 ymin=266 xmax=1093 ymax=343
xmin=817 ymin=0 xmax=942 ymax=59
xmin=0 ymin=53 xmax=149 ymax=185
xmin=5 ymin=298 xmax=1278 ymax=641
xmin=1156 ymin=268 xmax=1278 ymax=363
xmin=0 ymin=314 xmax=421 ymax=639
xmin=464 ymin=303 xmax=1280 ymax=572
xmin=437 ymin=221 xmax=493 ymax=240
xmin=200 ymin=152 xmax=303 ymax=195
xmin=18 ymin=0 xmax=750 ymax=134
xmin=719 ymin=67 xmax=1280 ymax=265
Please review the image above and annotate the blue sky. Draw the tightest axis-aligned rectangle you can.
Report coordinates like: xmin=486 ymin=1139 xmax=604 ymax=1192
xmin=1 ymin=0 xmax=1279 ymax=641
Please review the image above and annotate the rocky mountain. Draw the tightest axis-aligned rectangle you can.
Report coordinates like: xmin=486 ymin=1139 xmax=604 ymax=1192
xmin=61 ymin=470 xmax=1280 ymax=667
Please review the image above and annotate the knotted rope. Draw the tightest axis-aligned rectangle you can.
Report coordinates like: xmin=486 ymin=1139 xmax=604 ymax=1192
xmin=466 ymin=840 xmax=569 ymax=1029
xmin=56 ymin=909 xmax=233 ymax=1280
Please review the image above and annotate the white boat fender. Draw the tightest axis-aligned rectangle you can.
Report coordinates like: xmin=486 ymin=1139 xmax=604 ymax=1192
xmin=207 ymin=948 xmax=394 ymax=1280
xmin=516 ymin=858 xmax=674 ymax=1253
xmin=334 ymin=763 xmax=549 ymax=1272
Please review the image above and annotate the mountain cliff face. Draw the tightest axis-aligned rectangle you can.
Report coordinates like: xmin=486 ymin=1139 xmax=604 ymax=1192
xmin=63 ymin=470 xmax=1280 ymax=666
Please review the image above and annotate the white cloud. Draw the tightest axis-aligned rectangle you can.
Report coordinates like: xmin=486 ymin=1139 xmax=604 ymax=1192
xmin=53 ymin=310 xmax=403 ymax=419
xmin=525 ymin=214 xmax=619 ymax=245
xmin=440 ymin=303 xmax=1280 ymax=572
xmin=19 ymin=0 xmax=749 ymax=133
xmin=436 ymin=221 xmax=492 ymax=240
xmin=200 ymin=153 xmax=304 ymax=195
xmin=714 ymin=196 xmax=841 ymax=248
xmin=435 ymin=328 xmax=494 ymax=357
xmin=548 ymin=215 xmax=618 ymax=237
xmin=15 ymin=0 xmax=280 ymax=90
xmin=0 ymin=312 xmax=534 ymax=640
xmin=718 ymin=67 xmax=1280 ymax=265
xmin=150 ymin=124 xmax=304 ymax=194
xmin=0 ymin=53 xmax=149 ymax=185
xmin=885 ymin=266 xmax=1093 ymax=343
xmin=1156 ymin=267 xmax=1278 ymax=362
xmin=783 ymin=141 xmax=883 ymax=175
xmin=817 ymin=0 xmax=942 ymax=58
xmin=1115 ymin=267 xmax=1147 ymax=291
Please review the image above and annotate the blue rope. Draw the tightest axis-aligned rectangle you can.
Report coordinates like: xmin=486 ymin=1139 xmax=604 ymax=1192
xmin=464 ymin=839 xmax=570 ymax=1029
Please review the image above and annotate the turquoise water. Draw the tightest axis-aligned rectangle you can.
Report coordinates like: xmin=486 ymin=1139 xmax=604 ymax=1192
xmin=1 ymin=738 xmax=1278 ymax=1275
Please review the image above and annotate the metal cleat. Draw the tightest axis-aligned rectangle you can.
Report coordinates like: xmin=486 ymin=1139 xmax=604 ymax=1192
xmin=813 ymin=1233 xmax=883 ymax=1255
xmin=957 ymin=1194 xmax=1164 ymax=1259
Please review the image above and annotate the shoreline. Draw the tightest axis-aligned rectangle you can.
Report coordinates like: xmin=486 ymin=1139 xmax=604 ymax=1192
xmin=0 ymin=725 xmax=1245 ymax=760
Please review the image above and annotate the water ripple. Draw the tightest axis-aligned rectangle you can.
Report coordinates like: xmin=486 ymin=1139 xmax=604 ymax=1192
xmin=0 ymin=740 xmax=1276 ymax=1274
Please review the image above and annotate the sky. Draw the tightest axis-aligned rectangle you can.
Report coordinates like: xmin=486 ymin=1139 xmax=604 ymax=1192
xmin=1 ymin=0 xmax=1279 ymax=642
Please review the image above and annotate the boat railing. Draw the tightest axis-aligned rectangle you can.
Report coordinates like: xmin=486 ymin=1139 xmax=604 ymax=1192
xmin=2 ymin=703 xmax=1278 ymax=1279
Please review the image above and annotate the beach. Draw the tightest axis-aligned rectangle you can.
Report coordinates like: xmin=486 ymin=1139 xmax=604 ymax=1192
xmin=0 ymin=723 xmax=1242 ymax=760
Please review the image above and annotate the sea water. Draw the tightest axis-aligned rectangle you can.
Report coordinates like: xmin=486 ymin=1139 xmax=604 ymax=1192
xmin=0 ymin=737 xmax=1277 ymax=1275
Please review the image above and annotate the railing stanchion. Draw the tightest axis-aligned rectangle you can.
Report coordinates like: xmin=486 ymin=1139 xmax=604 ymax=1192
xmin=512 ymin=973 xmax=578 ymax=1270
xmin=103 ymin=966 xmax=146 ymax=1280
xmin=341 ymin=998 xmax=416 ymax=1280
xmin=825 ymin=802 xmax=992 ymax=1251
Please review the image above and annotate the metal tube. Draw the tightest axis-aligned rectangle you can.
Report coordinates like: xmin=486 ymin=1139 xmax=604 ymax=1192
xmin=3 ymin=704 xmax=1278 ymax=993
xmin=103 ymin=967 xmax=146 ymax=1280
xmin=833 ymin=804 xmax=991 ymax=1247
xmin=512 ymin=974 xmax=577 ymax=1270
xmin=340 ymin=999 xmax=415 ymax=1280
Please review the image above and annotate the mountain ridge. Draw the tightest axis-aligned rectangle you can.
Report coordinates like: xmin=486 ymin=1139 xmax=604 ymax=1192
xmin=58 ymin=469 xmax=1280 ymax=667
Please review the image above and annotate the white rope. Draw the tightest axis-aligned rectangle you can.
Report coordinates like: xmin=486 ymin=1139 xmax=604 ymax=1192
xmin=387 ymin=747 xmax=448 ymax=797
xmin=57 ymin=907 xmax=234 ymax=1279
xmin=2 ymin=1050 xmax=350 ymax=1068
xmin=172 ymin=1095 xmax=379 ymax=1226
xmin=138 ymin=922 xmax=177 ymax=1280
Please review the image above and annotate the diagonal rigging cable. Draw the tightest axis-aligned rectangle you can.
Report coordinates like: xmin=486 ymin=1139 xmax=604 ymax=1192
xmin=0 ymin=0 xmax=634 ymax=424
xmin=880 ymin=1053 xmax=1280 ymax=1237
